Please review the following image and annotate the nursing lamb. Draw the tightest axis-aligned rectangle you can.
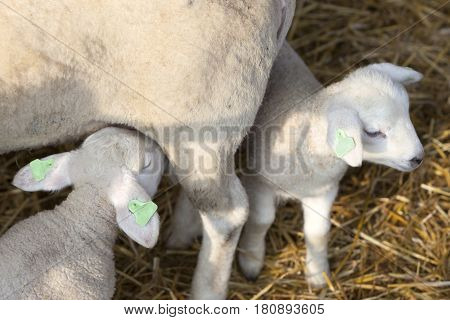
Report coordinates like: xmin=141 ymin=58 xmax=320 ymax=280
xmin=0 ymin=127 xmax=164 ymax=299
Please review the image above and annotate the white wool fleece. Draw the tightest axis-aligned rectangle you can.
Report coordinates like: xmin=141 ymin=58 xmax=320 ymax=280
xmin=0 ymin=186 xmax=117 ymax=299
xmin=0 ymin=0 xmax=295 ymax=153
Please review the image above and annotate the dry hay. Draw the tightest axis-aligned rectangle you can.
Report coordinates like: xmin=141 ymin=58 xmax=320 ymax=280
xmin=0 ymin=0 xmax=449 ymax=299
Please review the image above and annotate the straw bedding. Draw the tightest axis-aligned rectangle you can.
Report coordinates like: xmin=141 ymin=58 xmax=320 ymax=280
xmin=0 ymin=0 xmax=448 ymax=299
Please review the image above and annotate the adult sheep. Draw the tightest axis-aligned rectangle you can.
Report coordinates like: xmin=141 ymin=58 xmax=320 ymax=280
xmin=0 ymin=1 xmax=295 ymax=299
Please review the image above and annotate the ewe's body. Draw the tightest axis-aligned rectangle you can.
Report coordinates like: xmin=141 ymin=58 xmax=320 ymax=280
xmin=0 ymin=0 xmax=289 ymax=151
xmin=237 ymin=43 xmax=424 ymax=286
xmin=0 ymin=0 xmax=295 ymax=299
xmin=0 ymin=128 xmax=164 ymax=299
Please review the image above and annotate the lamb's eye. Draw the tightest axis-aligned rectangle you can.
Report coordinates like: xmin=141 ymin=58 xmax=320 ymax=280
xmin=143 ymin=153 xmax=152 ymax=168
xmin=364 ymin=129 xmax=386 ymax=138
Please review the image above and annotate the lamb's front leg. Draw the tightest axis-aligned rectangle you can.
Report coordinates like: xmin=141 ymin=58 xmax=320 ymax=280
xmin=301 ymin=187 xmax=337 ymax=288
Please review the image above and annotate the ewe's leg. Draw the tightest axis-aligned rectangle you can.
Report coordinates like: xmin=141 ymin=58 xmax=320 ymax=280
xmin=185 ymin=173 xmax=248 ymax=299
xmin=165 ymin=190 xmax=202 ymax=249
xmin=165 ymin=138 xmax=249 ymax=299
xmin=238 ymin=176 xmax=276 ymax=280
xmin=301 ymin=188 xmax=337 ymax=288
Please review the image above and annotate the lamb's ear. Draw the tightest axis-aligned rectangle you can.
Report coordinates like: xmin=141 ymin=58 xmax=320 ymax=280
xmin=367 ymin=63 xmax=423 ymax=85
xmin=326 ymin=106 xmax=363 ymax=167
xmin=108 ymin=170 xmax=160 ymax=248
xmin=12 ymin=153 xmax=72 ymax=192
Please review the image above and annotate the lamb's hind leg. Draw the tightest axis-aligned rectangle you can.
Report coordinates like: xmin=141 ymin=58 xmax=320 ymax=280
xmin=301 ymin=187 xmax=337 ymax=288
xmin=165 ymin=189 xmax=202 ymax=249
xmin=238 ymin=175 xmax=276 ymax=280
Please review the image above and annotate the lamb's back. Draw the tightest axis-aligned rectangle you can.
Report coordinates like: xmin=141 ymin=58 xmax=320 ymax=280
xmin=0 ymin=193 xmax=117 ymax=299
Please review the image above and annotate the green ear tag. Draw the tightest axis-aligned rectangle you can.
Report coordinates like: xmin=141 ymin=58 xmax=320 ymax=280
xmin=334 ymin=129 xmax=356 ymax=158
xmin=29 ymin=159 xmax=55 ymax=181
xmin=128 ymin=200 xmax=158 ymax=227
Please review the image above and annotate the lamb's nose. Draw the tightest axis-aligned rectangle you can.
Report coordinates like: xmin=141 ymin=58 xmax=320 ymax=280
xmin=409 ymin=156 xmax=423 ymax=167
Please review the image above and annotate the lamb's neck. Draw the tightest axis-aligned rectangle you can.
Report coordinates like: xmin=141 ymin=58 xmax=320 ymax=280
xmin=293 ymin=88 xmax=331 ymax=138
xmin=54 ymin=184 xmax=116 ymax=235
xmin=295 ymin=89 xmax=349 ymax=175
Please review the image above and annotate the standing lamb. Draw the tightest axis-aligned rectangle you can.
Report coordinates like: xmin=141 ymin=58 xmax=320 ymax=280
xmin=0 ymin=127 xmax=164 ymax=299
xmin=238 ymin=43 xmax=424 ymax=286
xmin=169 ymin=42 xmax=424 ymax=288
xmin=0 ymin=0 xmax=295 ymax=299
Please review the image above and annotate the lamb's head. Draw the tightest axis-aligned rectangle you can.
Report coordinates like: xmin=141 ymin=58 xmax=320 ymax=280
xmin=325 ymin=63 xmax=424 ymax=172
xmin=12 ymin=127 xmax=165 ymax=248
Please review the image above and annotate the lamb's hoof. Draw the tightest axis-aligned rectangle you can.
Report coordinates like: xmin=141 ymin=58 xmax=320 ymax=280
xmin=241 ymin=268 xmax=259 ymax=282
xmin=164 ymin=230 xmax=193 ymax=250
xmin=238 ymin=252 xmax=263 ymax=281
xmin=306 ymin=270 xmax=329 ymax=289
